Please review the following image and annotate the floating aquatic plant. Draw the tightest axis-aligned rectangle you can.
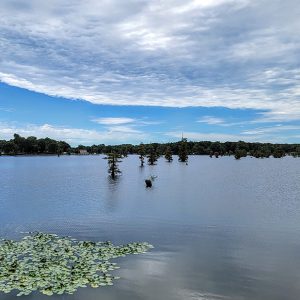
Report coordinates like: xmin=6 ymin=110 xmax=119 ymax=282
xmin=0 ymin=232 xmax=153 ymax=296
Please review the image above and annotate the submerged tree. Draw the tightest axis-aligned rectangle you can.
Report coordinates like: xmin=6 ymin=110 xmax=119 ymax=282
xmin=164 ymin=146 xmax=173 ymax=162
xmin=147 ymin=146 xmax=158 ymax=165
xmin=178 ymin=138 xmax=188 ymax=162
xmin=106 ymin=152 xmax=122 ymax=179
xmin=138 ymin=143 xmax=146 ymax=167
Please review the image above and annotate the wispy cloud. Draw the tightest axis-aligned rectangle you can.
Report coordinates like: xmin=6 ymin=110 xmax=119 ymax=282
xmin=197 ymin=116 xmax=225 ymax=125
xmin=91 ymin=117 xmax=163 ymax=128
xmin=92 ymin=117 xmax=135 ymax=125
xmin=242 ymin=125 xmax=300 ymax=135
xmin=0 ymin=106 xmax=14 ymax=113
xmin=0 ymin=0 xmax=299 ymax=122
xmin=106 ymin=125 xmax=141 ymax=134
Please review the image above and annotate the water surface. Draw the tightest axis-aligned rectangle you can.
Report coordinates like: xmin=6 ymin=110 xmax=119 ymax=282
xmin=1 ymin=155 xmax=300 ymax=300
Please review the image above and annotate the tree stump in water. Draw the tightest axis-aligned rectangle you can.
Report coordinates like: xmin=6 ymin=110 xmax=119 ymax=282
xmin=145 ymin=179 xmax=152 ymax=188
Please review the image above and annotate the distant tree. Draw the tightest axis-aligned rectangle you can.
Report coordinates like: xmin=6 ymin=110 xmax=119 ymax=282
xmin=37 ymin=139 xmax=46 ymax=153
xmin=292 ymin=146 xmax=300 ymax=157
xmin=147 ymin=146 xmax=158 ymax=165
xmin=47 ymin=142 xmax=58 ymax=154
xmin=192 ymin=144 xmax=205 ymax=155
xmin=120 ymin=145 xmax=129 ymax=157
xmin=2 ymin=133 xmax=300 ymax=158
xmin=3 ymin=141 xmax=17 ymax=154
xmin=273 ymin=149 xmax=285 ymax=158
xmin=24 ymin=136 xmax=38 ymax=153
xmin=164 ymin=146 xmax=173 ymax=162
xmin=234 ymin=149 xmax=247 ymax=160
xmin=13 ymin=133 xmax=25 ymax=153
xmin=138 ymin=143 xmax=146 ymax=167
xmin=211 ymin=141 xmax=222 ymax=154
xmin=106 ymin=152 xmax=122 ymax=179
xmin=178 ymin=138 xmax=188 ymax=162
xmin=157 ymin=144 xmax=166 ymax=156
xmin=57 ymin=141 xmax=71 ymax=153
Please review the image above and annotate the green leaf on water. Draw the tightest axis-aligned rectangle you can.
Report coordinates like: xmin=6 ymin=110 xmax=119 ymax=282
xmin=0 ymin=232 xmax=153 ymax=296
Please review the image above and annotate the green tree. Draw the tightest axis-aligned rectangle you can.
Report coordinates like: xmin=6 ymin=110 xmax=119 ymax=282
xmin=273 ymin=149 xmax=285 ymax=158
xmin=119 ymin=145 xmax=129 ymax=157
xmin=138 ymin=143 xmax=146 ymax=167
xmin=107 ymin=152 xmax=122 ymax=179
xmin=234 ymin=149 xmax=247 ymax=160
xmin=25 ymin=136 xmax=38 ymax=153
xmin=13 ymin=133 xmax=25 ymax=153
xmin=37 ymin=139 xmax=46 ymax=153
xmin=164 ymin=146 xmax=173 ymax=162
xmin=57 ymin=141 xmax=71 ymax=154
xmin=178 ymin=138 xmax=188 ymax=162
xmin=47 ymin=142 xmax=58 ymax=154
xmin=3 ymin=141 xmax=17 ymax=154
xmin=147 ymin=146 xmax=158 ymax=165
xmin=2 ymin=133 xmax=300 ymax=158
xmin=293 ymin=146 xmax=300 ymax=157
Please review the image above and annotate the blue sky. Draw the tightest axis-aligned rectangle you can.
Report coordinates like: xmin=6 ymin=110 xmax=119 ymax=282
xmin=0 ymin=0 xmax=299 ymax=145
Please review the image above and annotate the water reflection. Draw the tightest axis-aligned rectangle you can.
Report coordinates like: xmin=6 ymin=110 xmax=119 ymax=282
xmin=105 ymin=176 xmax=121 ymax=212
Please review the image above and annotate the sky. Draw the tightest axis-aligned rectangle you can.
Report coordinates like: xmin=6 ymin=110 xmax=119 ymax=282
xmin=0 ymin=0 xmax=299 ymax=146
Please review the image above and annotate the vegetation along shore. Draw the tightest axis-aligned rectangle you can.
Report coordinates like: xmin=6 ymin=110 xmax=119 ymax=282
xmin=1 ymin=134 xmax=300 ymax=159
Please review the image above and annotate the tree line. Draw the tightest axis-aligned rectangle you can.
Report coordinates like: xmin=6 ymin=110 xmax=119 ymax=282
xmin=1 ymin=134 xmax=300 ymax=159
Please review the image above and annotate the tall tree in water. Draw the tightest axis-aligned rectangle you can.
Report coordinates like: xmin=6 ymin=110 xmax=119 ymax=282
xmin=147 ymin=146 xmax=158 ymax=165
xmin=107 ymin=152 xmax=122 ymax=179
xmin=138 ymin=143 xmax=146 ymax=167
xmin=178 ymin=138 xmax=188 ymax=162
xmin=164 ymin=146 xmax=173 ymax=162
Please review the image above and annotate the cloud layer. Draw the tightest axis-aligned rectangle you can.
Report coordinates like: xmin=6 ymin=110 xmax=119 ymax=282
xmin=0 ymin=122 xmax=149 ymax=145
xmin=0 ymin=0 xmax=299 ymax=121
xmin=1 ymin=120 xmax=298 ymax=146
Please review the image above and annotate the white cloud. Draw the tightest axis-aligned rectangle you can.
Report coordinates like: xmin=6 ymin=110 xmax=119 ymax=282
xmin=92 ymin=117 xmax=135 ymax=125
xmin=0 ymin=0 xmax=299 ymax=121
xmin=166 ymin=130 xmax=299 ymax=143
xmin=242 ymin=125 xmax=300 ymax=135
xmin=0 ymin=122 xmax=149 ymax=146
xmin=106 ymin=125 xmax=141 ymax=134
xmin=171 ymin=0 xmax=241 ymax=14
xmin=1 ymin=121 xmax=299 ymax=145
xmin=197 ymin=116 xmax=225 ymax=125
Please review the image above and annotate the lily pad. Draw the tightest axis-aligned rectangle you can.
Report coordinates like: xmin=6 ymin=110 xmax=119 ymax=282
xmin=0 ymin=232 xmax=153 ymax=296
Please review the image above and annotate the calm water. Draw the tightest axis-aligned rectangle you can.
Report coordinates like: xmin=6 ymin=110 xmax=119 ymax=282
xmin=1 ymin=155 xmax=300 ymax=300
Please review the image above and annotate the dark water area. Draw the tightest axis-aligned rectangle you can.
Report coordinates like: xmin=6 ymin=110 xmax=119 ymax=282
xmin=0 ymin=155 xmax=300 ymax=300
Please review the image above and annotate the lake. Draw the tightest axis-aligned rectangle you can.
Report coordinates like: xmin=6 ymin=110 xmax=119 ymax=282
xmin=0 ymin=155 xmax=300 ymax=300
